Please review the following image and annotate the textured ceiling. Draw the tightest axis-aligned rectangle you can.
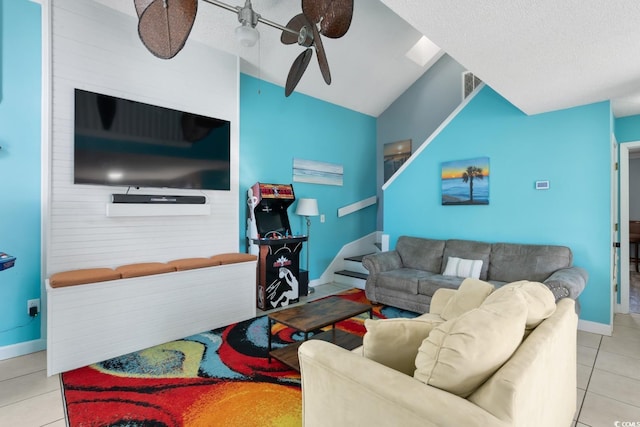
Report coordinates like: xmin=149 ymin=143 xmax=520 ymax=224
xmin=381 ymin=0 xmax=640 ymax=117
xmin=94 ymin=0 xmax=640 ymax=118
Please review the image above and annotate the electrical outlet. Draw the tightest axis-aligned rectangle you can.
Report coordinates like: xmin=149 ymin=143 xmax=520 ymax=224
xmin=27 ymin=299 xmax=40 ymax=316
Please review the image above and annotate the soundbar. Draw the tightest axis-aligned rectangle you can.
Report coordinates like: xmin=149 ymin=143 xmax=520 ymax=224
xmin=112 ymin=194 xmax=206 ymax=204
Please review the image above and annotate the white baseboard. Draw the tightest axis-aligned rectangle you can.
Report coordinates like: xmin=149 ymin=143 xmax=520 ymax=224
xmin=0 ymin=338 xmax=46 ymax=361
xmin=578 ymin=319 xmax=612 ymax=336
xmin=309 ymin=278 xmax=322 ymax=288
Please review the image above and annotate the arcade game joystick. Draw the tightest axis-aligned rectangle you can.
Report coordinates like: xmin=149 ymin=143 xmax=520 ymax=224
xmin=0 ymin=252 xmax=16 ymax=271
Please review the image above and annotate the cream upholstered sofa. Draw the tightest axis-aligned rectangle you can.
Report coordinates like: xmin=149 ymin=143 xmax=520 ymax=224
xmin=298 ymin=279 xmax=578 ymax=427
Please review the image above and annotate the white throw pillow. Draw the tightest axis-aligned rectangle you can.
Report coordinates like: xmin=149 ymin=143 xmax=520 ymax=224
xmin=442 ymin=256 xmax=483 ymax=279
xmin=414 ymin=288 xmax=527 ymax=397
xmin=363 ymin=318 xmax=439 ymax=376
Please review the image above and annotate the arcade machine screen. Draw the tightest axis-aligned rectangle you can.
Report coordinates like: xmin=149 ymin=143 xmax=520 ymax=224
xmin=254 ymin=209 xmax=288 ymax=238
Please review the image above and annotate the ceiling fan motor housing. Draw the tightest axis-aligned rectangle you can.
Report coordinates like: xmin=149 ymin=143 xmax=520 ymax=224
xmin=237 ymin=0 xmax=259 ymax=27
xmin=297 ymin=25 xmax=314 ymax=47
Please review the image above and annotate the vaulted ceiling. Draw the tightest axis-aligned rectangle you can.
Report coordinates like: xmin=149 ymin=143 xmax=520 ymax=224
xmin=97 ymin=0 xmax=640 ymax=118
xmin=382 ymin=0 xmax=640 ymax=118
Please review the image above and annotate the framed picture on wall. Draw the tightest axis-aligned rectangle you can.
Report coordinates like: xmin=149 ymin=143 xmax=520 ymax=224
xmin=293 ymin=158 xmax=344 ymax=186
xmin=384 ymin=139 xmax=412 ymax=182
xmin=441 ymin=157 xmax=490 ymax=205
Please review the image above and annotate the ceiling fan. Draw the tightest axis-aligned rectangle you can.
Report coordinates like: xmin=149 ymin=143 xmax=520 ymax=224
xmin=134 ymin=0 xmax=354 ymax=97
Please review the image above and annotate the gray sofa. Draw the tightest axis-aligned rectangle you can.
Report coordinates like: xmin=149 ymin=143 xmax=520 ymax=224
xmin=362 ymin=236 xmax=587 ymax=314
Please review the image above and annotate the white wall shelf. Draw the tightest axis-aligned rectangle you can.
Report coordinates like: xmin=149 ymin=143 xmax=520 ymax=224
xmin=106 ymin=203 xmax=211 ymax=217
xmin=337 ymin=196 xmax=377 ymax=218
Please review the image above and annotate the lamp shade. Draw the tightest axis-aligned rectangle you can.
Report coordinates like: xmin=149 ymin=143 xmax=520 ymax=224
xmin=296 ymin=198 xmax=319 ymax=217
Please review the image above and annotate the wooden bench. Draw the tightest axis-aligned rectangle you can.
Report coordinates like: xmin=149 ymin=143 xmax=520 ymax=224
xmin=46 ymin=253 xmax=257 ymax=376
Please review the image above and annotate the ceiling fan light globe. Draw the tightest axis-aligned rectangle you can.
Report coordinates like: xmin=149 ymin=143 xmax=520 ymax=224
xmin=235 ymin=23 xmax=259 ymax=47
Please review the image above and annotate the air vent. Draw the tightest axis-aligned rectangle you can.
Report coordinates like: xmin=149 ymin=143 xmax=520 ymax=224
xmin=462 ymin=71 xmax=482 ymax=99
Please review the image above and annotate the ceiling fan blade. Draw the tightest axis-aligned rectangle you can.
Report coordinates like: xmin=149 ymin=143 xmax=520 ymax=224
xmin=301 ymin=0 xmax=325 ymax=24
xmin=134 ymin=0 xmax=154 ymax=18
xmin=320 ymin=0 xmax=353 ymax=39
xmin=302 ymin=0 xmax=353 ymax=39
xmin=285 ymin=48 xmax=313 ymax=97
xmin=281 ymin=14 xmax=308 ymax=45
xmin=311 ymin=24 xmax=331 ymax=85
xmin=137 ymin=0 xmax=197 ymax=59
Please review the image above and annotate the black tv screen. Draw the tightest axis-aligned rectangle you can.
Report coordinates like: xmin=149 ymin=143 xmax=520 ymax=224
xmin=74 ymin=89 xmax=231 ymax=191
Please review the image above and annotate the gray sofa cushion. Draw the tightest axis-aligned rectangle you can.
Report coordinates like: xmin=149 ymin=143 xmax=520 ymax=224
xmin=376 ymin=288 xmax=433 ymax=314
xmin=396 ymin=237 xmax=445 ymax=272
xmin=378 ymin=268 xmax=436 ymax=294
xmin=488 ymin=280 xmax=509 ymax=288
xmin=418 ymin=274 xmax=466 ymax=296
xmin=441 ymin=239 xmax=492 ymax=280
xmin=489 ymin=243 xmax=573 ymax=283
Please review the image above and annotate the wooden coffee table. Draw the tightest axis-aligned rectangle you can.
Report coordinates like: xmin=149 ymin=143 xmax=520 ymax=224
xmin=267 ymin=296 xmax=372 ymax=371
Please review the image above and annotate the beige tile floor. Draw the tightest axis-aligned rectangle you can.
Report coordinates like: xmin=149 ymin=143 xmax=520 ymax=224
xmin=1 ymin=283 xmax=639 ymax=427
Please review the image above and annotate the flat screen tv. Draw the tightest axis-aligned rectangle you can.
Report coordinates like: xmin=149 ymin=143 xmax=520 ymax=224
xmin=74 ymin=89 xmax=231 ymax=191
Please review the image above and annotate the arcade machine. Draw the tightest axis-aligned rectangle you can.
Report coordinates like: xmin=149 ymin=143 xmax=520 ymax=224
xmin=247 ymin=183 xmax=307 ymax=310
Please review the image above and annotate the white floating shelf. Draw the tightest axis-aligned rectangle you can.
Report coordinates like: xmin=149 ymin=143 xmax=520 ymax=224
xmin=106 ymin=203 xmax=211 ymax=217
xmin=337 ymin=196 xmax=377 ymax=218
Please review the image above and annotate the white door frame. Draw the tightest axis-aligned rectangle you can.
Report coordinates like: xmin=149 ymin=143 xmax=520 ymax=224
xmin=618 ymin=141 xmax=640 ymax=313
xmin=611 ymin=135 xmax=619 ymax=322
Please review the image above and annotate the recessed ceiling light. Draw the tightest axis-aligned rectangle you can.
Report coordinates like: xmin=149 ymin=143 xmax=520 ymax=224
xmin=405 ymin=35 xmax=441 ymax=67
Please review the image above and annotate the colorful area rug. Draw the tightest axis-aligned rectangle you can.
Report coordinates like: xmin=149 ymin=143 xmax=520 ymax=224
xmin=61 ymin=289 xmax=417 ymax=427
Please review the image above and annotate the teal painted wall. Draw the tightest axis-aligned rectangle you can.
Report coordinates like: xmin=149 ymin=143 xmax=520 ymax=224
xmin=0 ymin=0 xmax=42 ymax=346
xmin=616 ymin=115 xmax=640 ymax=143
xmin=239 ymin=74 xmax=377 ymax=281
xmin=384 ymin=86 xmax=612 ymax=324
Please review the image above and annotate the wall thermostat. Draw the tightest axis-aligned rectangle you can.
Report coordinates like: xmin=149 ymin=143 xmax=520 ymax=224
xmin=535 ymin=180 xmax=550 ymax=190
xmin=0 ymin=252 xmax=16 ymax=271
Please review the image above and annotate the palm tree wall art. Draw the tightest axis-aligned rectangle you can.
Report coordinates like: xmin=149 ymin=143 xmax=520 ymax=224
xmin=441 ymin=157 xmax=490 ymax=205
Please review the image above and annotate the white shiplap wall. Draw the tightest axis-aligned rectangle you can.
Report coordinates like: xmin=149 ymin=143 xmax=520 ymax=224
xmin=48 ymin=0 xmax=239 ymax=275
